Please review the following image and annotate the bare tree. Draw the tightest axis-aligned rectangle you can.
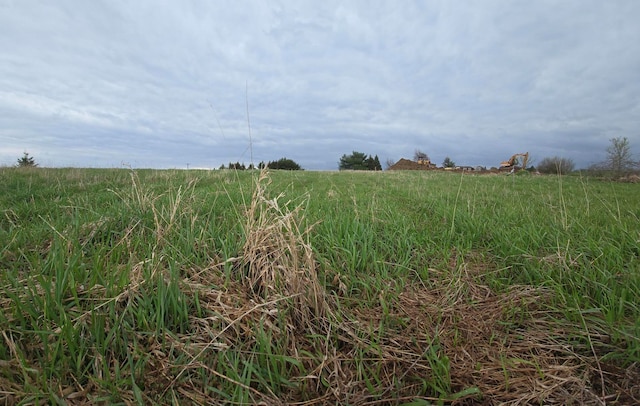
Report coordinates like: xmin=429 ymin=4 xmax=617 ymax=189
xmin=385 ymin=158 xmax=396 ymax=169
xmin=413 ymin=149 xmax=429 ymax=162
xmin=537 ymin=156 xmax=575 ymax=175
xmin=606 ymin=137 xmax=637 ymax=175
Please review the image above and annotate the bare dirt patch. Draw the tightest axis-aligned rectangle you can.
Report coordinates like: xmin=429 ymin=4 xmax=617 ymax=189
xmin=388 ymin=158 xmax=434 ymax=171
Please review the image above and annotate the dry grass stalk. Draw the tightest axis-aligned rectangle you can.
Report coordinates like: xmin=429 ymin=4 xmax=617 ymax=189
xmin=240 ymin=169 xmax=329 ymax=330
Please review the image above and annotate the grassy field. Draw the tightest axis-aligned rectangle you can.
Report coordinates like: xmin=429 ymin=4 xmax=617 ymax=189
xmin=1 ymin=167 xmax=639 ymax=404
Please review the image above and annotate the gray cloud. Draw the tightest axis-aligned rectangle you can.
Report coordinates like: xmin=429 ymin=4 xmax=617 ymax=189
xmin=1 ymin=0 xmax=639 ymax=170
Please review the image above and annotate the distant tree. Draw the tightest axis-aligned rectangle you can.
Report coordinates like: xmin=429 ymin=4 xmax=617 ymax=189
xmin=373 ymin=155 xmax=382 ymax=171
xmin=339 ymin=151 xmax=369 ymax=170
xmin=248 ymin=163 xmax=255 ymax=170
xmin=366 ymin=155 xmax=374 ymax=170
xmin=364 ymin=155 xmax=382 ymax=171
xmin=17 ymin=152 xmax=38 ymax=168
xmin=442 ymin=156 xmax=455 ymax=168
xmin=228 ymin=162 xmax=246 ymax=170
xmin=605 ymin=137 xmax=637 ymax=176
xmin=258 ymin=161 xmax=266 ymax=170
xmin=338 ymin=152 xmax=381 ymax=171
xmin=219 ymin=164 xmax=226 ymax=170
xmin=537 ymin=156 xmax=575 ymax=175
xmin=385 ymin=158 xmax=395 ymax=170
xmin=266 ymin=158 xmax=302 ymax=170
xmin=414 ymin=149 xmax=430 ymax=162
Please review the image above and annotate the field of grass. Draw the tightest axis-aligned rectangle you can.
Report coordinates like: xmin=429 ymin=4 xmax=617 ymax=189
xmin=1 ymin=167 xmax=639 ymax=404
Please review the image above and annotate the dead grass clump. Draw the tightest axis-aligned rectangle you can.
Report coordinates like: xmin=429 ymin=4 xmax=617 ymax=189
xmin=240 ymin=169 xmax=329 ymax=330
xmin=353 ymin=259 xmax=640 ymax=405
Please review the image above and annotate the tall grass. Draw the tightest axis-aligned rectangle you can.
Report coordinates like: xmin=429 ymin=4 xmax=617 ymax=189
xmin=0 ymin=167 xmax=638 ymax=404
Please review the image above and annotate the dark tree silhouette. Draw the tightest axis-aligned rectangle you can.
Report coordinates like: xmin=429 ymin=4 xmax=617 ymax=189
xmin=17 ymin=152 xmax=38 ymax=167
xmin=339 ymin=152 xmax=381 ymax=171
xmin=266 ymin=158 xmax=302 ymax=170
xmin=339 ymin=151 xmax=368 ymax=170
xmin=442 ymin=156 xmax=455 ymax=168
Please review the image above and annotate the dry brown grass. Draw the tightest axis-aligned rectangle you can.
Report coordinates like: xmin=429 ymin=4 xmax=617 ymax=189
xmin=240 ymin=170 xmax=330 ymax=331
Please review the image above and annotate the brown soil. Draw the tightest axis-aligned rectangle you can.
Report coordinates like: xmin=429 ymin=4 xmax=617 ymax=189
xmin=388 ymin=158 xmax=436 ymax=171
xmin=388 ymin=158 xmax=501 ymax=173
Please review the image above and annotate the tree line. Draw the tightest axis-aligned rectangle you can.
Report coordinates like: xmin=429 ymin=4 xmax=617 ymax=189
xmin=219 ymin=158 xmax=302 ymax=171
xmin=12 ymin=137 xmax=638 ymax=176
xmin=216 ymin=152 xmax=384 ymax=171
xmin=410 ymin=137 xmax=638 ymax=176
xmin=534 ymin=137 xmax=637 ymax=176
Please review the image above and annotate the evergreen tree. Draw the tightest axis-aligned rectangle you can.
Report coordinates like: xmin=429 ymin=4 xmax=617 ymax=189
xmin=266 ymin=158 xmax=302 ymax=170
xmin=339 ymin=151 xmax=368 ymax=170
xmin=442 ymin=157 xmax=456 ymax=168
xmin=373 ymin=155 xmax=382 ymax=171
xmin=17 ymin=152 xmax=38 ymax=167
xmin=339 ymin=151 xmax=382 ymax=171
xmin=366 ymin=155 xmax=376 ymax=170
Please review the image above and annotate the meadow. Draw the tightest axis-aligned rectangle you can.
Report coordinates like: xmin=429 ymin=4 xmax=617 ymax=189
xmin=0 ymin=167 xmax=638 ymax=404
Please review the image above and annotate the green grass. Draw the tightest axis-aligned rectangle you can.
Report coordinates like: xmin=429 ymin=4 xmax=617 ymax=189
xmin=1 ymin=167 xmax=639 ymax=404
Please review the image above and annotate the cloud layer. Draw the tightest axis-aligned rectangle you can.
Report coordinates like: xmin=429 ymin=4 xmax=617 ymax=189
xmin=1 ymin=1 xmax=639 ymax=169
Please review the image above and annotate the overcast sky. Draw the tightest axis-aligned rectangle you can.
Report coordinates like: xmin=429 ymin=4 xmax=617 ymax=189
xmin=1 ymin=1 xmax=639 ymax=170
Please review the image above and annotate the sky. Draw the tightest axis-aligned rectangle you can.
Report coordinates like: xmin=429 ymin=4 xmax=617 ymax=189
xmin=1 ymin=1 xmax=639 ymax=170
